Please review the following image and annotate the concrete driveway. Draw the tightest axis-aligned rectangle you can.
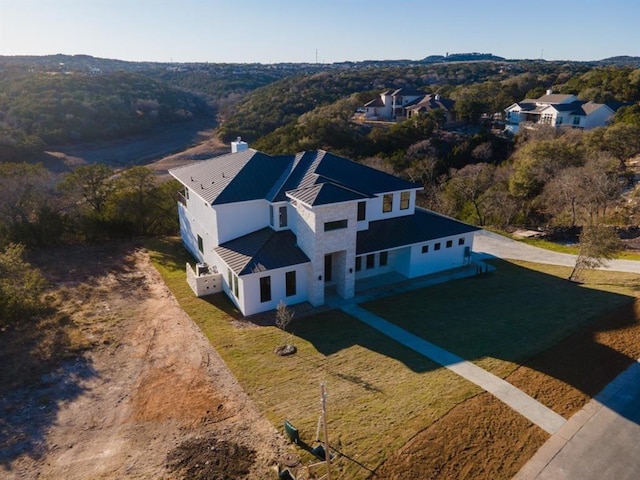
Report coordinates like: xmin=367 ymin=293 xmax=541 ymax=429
xmin=470 ymin=229 xmax=640 ymax=479
xmin=473 ymin=230 xmax=640 ymax=274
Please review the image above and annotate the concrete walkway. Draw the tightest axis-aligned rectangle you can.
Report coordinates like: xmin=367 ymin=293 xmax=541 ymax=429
xmin=340 ymin=303 xmax=566 ymax=435
xmin=514 ymin=360 xmax=640 ymax=480
xmin=331 ymin=229 xmax=640 ymax=478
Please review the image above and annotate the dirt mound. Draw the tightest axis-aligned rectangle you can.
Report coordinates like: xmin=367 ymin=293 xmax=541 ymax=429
xmin=166 ymin=436 xmax=257 ymax=480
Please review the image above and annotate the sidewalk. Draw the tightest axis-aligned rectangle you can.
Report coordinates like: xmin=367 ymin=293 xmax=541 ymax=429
xmin=340 ymin=303 xmax=566 ymax=435
xmin=513 ymin=359 xmax=640 ymax=480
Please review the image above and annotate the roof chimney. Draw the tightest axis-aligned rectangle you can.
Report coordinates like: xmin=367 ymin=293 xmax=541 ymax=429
xmin=546 ymin=88 xmax=553 ymax=95
xmin=231 ymin=136 xmax=248 ymax=153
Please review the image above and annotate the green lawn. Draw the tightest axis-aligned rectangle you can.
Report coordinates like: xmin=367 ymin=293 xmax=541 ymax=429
xmin=363 ymin=259 xmax=637 ymax=377
xmin=146 ymin=238 xmax=481 ymax=479
xmin=145 ymin=238 xmax=639 ymax=478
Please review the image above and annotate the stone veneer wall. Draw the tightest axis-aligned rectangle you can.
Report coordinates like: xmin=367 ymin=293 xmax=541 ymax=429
xmin=292 ymin=200 xmax=357 ymax=306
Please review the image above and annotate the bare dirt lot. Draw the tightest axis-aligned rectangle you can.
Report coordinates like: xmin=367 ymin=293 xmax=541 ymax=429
xmin=40 ymin=117 xmax=229 ymax=176
xmin=1 ymin=243 xmax=289 ymax=480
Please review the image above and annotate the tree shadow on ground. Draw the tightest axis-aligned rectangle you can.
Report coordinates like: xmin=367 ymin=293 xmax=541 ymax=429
xmin=0 ymin=322 xmax=96 ymax=469
xmin=0 ymin=242 xmax=145 ymax=469
xmin=292 ymin=259 xmax=640 ymax=424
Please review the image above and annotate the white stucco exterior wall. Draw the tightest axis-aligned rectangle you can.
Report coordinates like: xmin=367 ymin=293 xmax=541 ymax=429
xmin=584 ymin=105 xmax=614 ymax=129
xmin=239 ymin=263 xmax=310 ymax=316
xmin=215 ymin=200 xmax=270 ymax=244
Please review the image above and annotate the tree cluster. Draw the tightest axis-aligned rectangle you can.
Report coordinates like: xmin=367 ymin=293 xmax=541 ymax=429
xmin=0 ymin=162 xmax=180 ymax=249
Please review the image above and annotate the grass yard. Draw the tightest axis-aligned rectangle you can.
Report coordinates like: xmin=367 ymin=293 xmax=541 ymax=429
xmin=146 ymin=238 xmax=640 ymax=479
xmin=146 ymin=238 xmax=482 ymax=479
xmin=364 ymin=259 xmax=637 ymax=378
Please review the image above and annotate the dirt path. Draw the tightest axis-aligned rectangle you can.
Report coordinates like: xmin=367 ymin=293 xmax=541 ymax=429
xmin=3 ymin=244 xmax=289 ymax=479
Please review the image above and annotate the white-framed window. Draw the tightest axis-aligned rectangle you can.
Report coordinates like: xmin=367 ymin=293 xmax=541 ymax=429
xmin=400 ymin=191 xmax=410 ymax=210
xmin=383 ymin=194 xmax=393 ymax=213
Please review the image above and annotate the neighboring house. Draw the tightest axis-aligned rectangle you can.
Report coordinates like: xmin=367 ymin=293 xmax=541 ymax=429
xmin=358 ymin=88 xmax=455 ymax=123
xmin=504 ymin=89 xmax=615 ymax=134
xmin=405 ymin=94 xmax=457 ymax=125
xmin=170 ymin=144 xmax=478 ymax=316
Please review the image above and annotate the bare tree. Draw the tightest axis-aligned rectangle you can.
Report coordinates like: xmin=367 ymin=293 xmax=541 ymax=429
xmin=274 ymin=300 xmax=296 ymax=356
xmin=569 ymin=224 xmax=621 ymax=282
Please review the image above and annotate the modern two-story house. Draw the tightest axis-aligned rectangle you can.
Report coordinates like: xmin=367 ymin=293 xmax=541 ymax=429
xmin=170 ymin=143 xmax=478 ymax=316
xmin=504 ymin=89 xmax=615 ymax=134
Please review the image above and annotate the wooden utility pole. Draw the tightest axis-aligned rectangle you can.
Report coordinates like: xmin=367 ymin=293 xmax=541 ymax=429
xmin=320 ymin=382 xmax=331 ymax=480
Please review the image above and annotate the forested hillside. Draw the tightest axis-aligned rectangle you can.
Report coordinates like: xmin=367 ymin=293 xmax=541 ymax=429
xmin=0 ymin=71 xmax=210 ymax=160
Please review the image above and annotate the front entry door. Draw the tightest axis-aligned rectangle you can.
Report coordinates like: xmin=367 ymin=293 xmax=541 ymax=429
xmin=324 ymin=254 xmax=332 ymax=283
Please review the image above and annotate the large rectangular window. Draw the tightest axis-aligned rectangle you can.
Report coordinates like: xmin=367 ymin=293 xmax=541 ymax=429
xmin=379 ymin=251 xmax=388 ymax=266
xmin=197 ymin=234 xmax=204 ymax=254
xmin=383 ymin=194 xmax=393 ymax=213
xmin=357 ymin=201 xmax=367 ymax=221
xmin=260 ymin=276 xmax=271 ymax=303
xmin=400 ymin=191 xmax=410 ymax=210
xmin=285 ymin=271 xmax=296 ymax=297
xmin=279 ymin=206 xmax=288 ymax=227
xmin=324 ymin=219 xmax=348 ymax=231
xmin=355 ymin=256 xmax=362 ymax=272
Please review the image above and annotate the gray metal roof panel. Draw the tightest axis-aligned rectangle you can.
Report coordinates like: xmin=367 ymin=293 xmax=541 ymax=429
xmin=313 ymin=151 xmax=420 ymax=195
xmin=287 ymin=182 xmax=370 ymax=206
xmin=215 ymin=227 xmax=310 ymax=275
xmin=169 ymin=149 xmax=291 ymax=205
xmin=356 ymin=208 xmax=479 ymax=255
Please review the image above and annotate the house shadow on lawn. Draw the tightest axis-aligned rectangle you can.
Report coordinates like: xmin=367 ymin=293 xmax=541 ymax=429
xmin=292 ymin=259 xmax=640 ymax=424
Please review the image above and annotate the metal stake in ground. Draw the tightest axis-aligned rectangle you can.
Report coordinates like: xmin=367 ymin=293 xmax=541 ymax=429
xmin=321 ymin=382 xmax=331 ymax=480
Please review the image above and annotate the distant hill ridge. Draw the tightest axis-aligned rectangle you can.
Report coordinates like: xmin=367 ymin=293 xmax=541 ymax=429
xmin=1 ymin=53 xmax=639 ymax=70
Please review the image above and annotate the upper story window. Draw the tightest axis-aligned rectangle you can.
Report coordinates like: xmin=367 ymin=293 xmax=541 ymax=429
xmin=357 ymin=201 xmax=366 ymax=221
xmin=324 ymin=219 xmax=348 ymax=231
xmin=383 ymin=194 xmax=393 ymax=213
xmin=197 ymin=234 xmax=204 ymax=254
xmin=279 ymin=206 xmax=288 ymax=228
xmin=400 ymin=191 xmax=410 ymax=210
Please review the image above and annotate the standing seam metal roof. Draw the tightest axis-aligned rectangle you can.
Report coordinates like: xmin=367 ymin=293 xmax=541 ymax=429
xmin=215 ymin=227 xmax=310 ymax=275
xmin=170 ymin=149 xmax=421 ymax=208
xmin=356 ymin=208 xmax=480 ymax=255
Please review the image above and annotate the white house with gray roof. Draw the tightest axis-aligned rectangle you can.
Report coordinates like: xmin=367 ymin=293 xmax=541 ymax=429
xmin=504 ymin=89 xmax=615 ymax=134
xmin=170 ymin=148 xmax=478 ymax=316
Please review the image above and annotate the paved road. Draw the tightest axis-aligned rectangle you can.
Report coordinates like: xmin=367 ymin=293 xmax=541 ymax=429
xmin=468 ymin=230 xmax=640 ymax=480
xmin=473 ymin=230 xmax=640 ymax=274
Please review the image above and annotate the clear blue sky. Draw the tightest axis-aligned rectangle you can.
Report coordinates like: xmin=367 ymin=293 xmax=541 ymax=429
xmin=1 ymin=0 xmax=639 ymax=63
